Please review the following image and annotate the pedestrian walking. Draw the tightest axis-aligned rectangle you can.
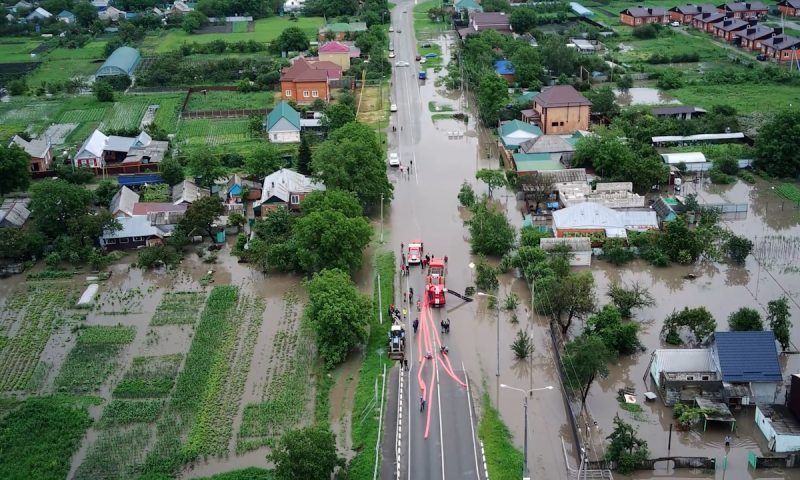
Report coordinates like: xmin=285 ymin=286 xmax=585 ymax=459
xmin=440 ymin=319 xmax=446 ymax=333
xmin=410 ymin=159 xmax=413 ymax=171
xmin=724 ymin=435 xmax=731 ymax=447
xmin=403 ymin=291 xmax=407 ymax=303
xmin=444 ymin=318 xmax=450 ymax=333
xmin=409 ymin=286 xmax=414 ymax=297
xmin=444 ymin=255 xmax=448 ymax=263
xmin=401 ymin=242 xmax=404 ymax=252
xmin=420 ymin=395 xmax=426 ymax=411
xmin=416 ymin=300 xmax=421 ymax=312
xmin=404 ymin=359 xmax=409 ymax=371
xmin=412 ymin=318 xmax=419 ymax=333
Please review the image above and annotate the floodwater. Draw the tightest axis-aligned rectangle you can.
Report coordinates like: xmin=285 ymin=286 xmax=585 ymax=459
xmin=615 ymin=87 xmax=681 ymax=106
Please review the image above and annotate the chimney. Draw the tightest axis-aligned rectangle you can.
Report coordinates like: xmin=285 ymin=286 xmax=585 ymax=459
xmin=724 ymin=19 xmax=732 ymax=26
xmin=774 ymin=27 xmax=783 ymax=35
xmin=648 ymin=7 xmax=653 ymax=13
xmin=748 ymin=19 xmax=757 ymax=26
xmin=746 ymin=27 xmax=755 ymax=34
xmin=745 ymin=2 xmax=751 ymax=8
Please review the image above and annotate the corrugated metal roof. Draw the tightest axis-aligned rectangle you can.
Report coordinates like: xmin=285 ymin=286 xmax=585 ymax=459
xmin=661 ymin=152 xmax=707 ymax=164
xmin=255 ymin=168 xmax=325 ymax=206
xmin=102 ymin=215 xmax=160 ymax=240
xmin=110 ymin=186 xmax=139 ymax=216
xmin=653 ymin=348 xmax=716 ymax=372
xmin=713 ymin=331 xmax=782 ymax=382
xmin=540 ymin=236 xmax=591 ymax=251
xmin=0 ymin=198 xmax=31 ymax=228
xmin=266 ymin=101 xmax=301 ymax=131
xmin=96 ymin=46 xmax=141 ymax=77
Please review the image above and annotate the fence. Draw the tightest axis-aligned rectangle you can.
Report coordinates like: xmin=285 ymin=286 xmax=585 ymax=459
xmin=182 ymin=108 xmax=267 ymax=119
xmin=586 ymin=456 xmax=716 ymax=471
xmin=755 ymin=453 xmax=800 ymax=468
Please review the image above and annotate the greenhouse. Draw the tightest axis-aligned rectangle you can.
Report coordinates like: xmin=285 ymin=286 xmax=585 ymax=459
xmin=96 ymin=46 xmax=141 ymax=78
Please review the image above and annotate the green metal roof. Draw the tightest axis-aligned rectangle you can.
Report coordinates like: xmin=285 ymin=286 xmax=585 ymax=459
xmin=266 ymin=101 xmax=301 ymax=131
xmin=455 ymin=0 xmax=483 ymax=11
xmin=498 ymin=120 xmax=541 ymax=138
xmin=514 ymin=91 xmax=539 ymax=104
xmin=513 ymin=153 xmax=563 ymax=173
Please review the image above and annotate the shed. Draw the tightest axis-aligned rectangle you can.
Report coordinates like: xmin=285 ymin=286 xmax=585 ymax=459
xmin=660 ymin=152 xmax=707 ymax=165
xmin=0 ymin=198 xmax=31 ymax=228
xmin=96 ymin=46 xmax=141 ymax=78
xmin=756 ymin=404 xmax=800 ymax=453
xmin=513 ymin=153 xmax=563 ymax=174
xmin=570 ymin=2 xmax=594 ymax=17
xmin=499 ymin=120 xmax=542 ymax=151
xmin=110 ymin=186 xmax=140 ymax=217
xmin=649 ymin=348 xmax=720 ymax=406
xmin=695 ymin=397 xmax=736 ymax=432
xmin=118 ymin=173 xmax=163 ymax=187
xmin=540 ymin=237 xmax=591 ymax=266
xmin=172 ymin=180 xmax=209 ymax=205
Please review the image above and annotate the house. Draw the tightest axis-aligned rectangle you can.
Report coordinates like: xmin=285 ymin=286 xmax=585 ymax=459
xmin=528 ymin=85 xmax=591 ymax=135
xmin=10 ymin=1 xmax=32 ymax=13
xmin=540 ymin=237 xmax=592 ymax=265
xmin=319 ymin=41 xmax=353 ymax=70
xmin=518 ymin=135 xmax=576 ymax=165
xmin=254 ymin=168 xmax=325 ymax=214
xmin=619 ymin=7 xmax=670 ymax=26
xmin=25 ymin=7 xmax=52 ymax=21
xmin=717 ymin=1 xmax=767 ymax=19
xmin=735 ymin=25 xmax=778 ymax=50
xmin=512 ymin=152 xmax=565 ymax=176
xmin=99 ymin=215 xmax=166 ymax=250
xmin=280 ymin=57 xmax=342 ymax=104
xmin=557 ymin=181 xmax=646 ymax=209
xmin=569 ymin=38 xmax=602 ymax=54
xmin=110 ymin=186 xmax=140 ymax=217
xmin=454 ymin=0 xmax=483 ymax=13
xmin=649 ymin=348 xmax=720 ymax=405
xmin=778 ymin=0 xmax=800 ymax=16
xmin=57 ymin=10 xmax=75 ymax=23
xmin=712 ymin=331 xmax=782 ymax=405
xmin=0 ymin=198 xmax=31 ymax=228
xmin=98 ymin=6 xmax=126 ymax=21
xmin=761 ymin=34 xmax=800 ymax=62
xmin=692 ymin=12 xmax=725 ymax=31
xmin=712 ymin=18 xmax=750 ymax=41
xmin=494 ymin=59 xmax=515 ymax=83
xmin=283 ymin=0 xmax=306 ymax=12
xmin=265 ymin=101 xmax=301 ymax=144
xmin=224 ymin=174 xmax=261 ymax=214
xmin=552 ymin=202 xmax=658 ymax=239
xmin=132 ymin=202 xmax=187 ymax=225
xmin=9 ymin=135 xmax=52 ymax=172
xmin=317 ymin=22 xmax=367 ymax=41
xmin=96 ymin=46 xmax=141 ymax=79
xmin=74 ymin=130 xmax=168 ymax=169
xmin=172 ymin=180 xmax=208 ymax=205
xmin=92 ymin=0 xmax=109 ymax=10
xmin=169 ymin=0 xmax=193 ymax=15
xmin=652 ymin=106 xmax=707 ymax=120
xmin=499 ymin=120 xmax=542 ymax=151
xmin=669 ymin=4 xmax=717 ymax=23
xmin=755 ymin=374 xmax=800 ymax=453
xmin=458 ymin=12 xmax=512 ymax=37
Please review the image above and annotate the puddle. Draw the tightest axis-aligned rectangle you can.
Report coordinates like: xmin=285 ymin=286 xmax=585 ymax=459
xmin=615 ymin=87 xmax=681 ymax=106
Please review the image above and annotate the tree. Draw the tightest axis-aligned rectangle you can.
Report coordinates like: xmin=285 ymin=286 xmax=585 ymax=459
xmin=658 ymin=217 xmax=704 ymax=264
xmin=584 ymin=87 xmax=620 ymax=118
xmin=181 ymin=11 xmax=206 ymax=33
xmin=511 ymin=329 xmax=535 ymax=359
xmin=178 ymin=195 xmax=224 ymax=238
xmin=0 ymin=228 xmax=44 ymax=262
xmin=538 ymin=271 xmax=596 ymax=334
xmin=607 ymin=282 xmax=655 ymax=318
xmin=305 ymin=269 xmax=372 ymax=368
xmin=0 ymin=144 xmax=31 ymax=195
xmin=300 ymin=189 xmax=363 ymax=218
xmin=728 ymin=307 xmax=763 ymax=331
xmin=475 ymin=169 xmax=506 ymax=198
xmin=509 ymin=46 xmax=543 ymax=90
xmin=94 ymin=179 xmax=120 ymax=207
xmin=725 ymin=233 xmax=753 ymax=264
xmin=29 ymin=180 xmax=93 ymax=239
xmin=93 ymin=81 xmax=114 ymax=102
xmin=767 ymin=296 xmax=792 ymax=351
xmin=188 ymin=152 xmax=224 ymax=189
xmin=245 ymin=143 xmax=284 ymax=179
xmin=468 ymin=200 xmax=516 ymax=256
xmin=475 ymin=256 xmax=499 ymax=293
xmin=585 ymin=305 xmax=640 ymax=356
xmin=562 ymin=334 xmax=612 ymax=410
xmin=457 ymin=182 xmax=476 ymax=208
xmin=477 ymin=73 xmax=509 ymax=127
xmin=663 ymin=307 xmax=716 ymax=345
xmin=524 ymin=172 xmax=553 ymax=212
xmin=293 ymin=209 xmax=371 ymax=273
xmin=268 ymin=425 xmax=344 ymax=480
xmin=482 ymin=0 xmax=511 ymax=12
xmin=310 ymin=122 xmax=393 ymax=207
xmin=616 ymin=75 xmax=633 ymax=92
xmin=510 ymin=8 xmax=538 ymax=33
xmin=656 ymin=68 xmax=684 ymax=90
xmin=248 ymin=112 xmax=263 ymax=137
xmin=322 ymin=103 xmax=356 ymax=131
xmin=159 ymin=157 xmax=185 ymax=186
xmin=296 ymin=133 xmax=312 ymax=175
xmin=755 ymin=109 xmax=800 ymax=177
xmin=73 ymin=1 xmax=97 ymax=27
xmin=605 ymin=416 xmax=649 ymax=474
xmin=272 ymin=26 xmax=309 ymax=53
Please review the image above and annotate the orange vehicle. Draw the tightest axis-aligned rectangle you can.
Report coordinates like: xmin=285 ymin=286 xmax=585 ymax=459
xmin=426 ymin=257 xmax=446 ymax=307
xmin=407 ymin=240 xmax=423 ymax=264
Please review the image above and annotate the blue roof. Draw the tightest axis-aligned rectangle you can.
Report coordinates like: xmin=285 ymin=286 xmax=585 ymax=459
xmin=494 ymin=60 xmax=515 ymax=75
xmin=713 ymin=331 xmax=782 ymax=383
xmin=118 ymin=174 xmax=163 ymax=186
xmin=229 ymin=184 xmax=242 ymax=196
xmin=57 ymin=10 xmax=75 ymax=18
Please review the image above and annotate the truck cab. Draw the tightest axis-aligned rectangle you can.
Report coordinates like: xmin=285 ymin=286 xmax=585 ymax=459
xmin=388 ymin=324 xmax=405 ymax=359
xmin=407 ymin=241 xmax=423 ymax=264
xmin=426 ymin=257 xmax=446 ymax=307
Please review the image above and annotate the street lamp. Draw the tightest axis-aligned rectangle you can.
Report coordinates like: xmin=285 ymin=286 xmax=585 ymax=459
xmin=477 ymin=292 xmax=500 ymax=377
xmin=500 ymin=384 xmax=554 ymax=479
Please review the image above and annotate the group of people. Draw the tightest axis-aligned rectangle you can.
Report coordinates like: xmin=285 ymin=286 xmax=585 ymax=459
xmin=440 ymin=318 xmax=451 ymax=334
xmin=388 ymin=304 xmax=407 ymax=322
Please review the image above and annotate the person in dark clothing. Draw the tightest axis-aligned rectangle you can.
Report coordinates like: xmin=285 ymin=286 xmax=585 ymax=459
xmin=420 ymin=395 xmax=426 ymax=411
xmin=440 ymin=319 xmax=446 ymax=334
xmin=404 ymin=359 xmax=409 ymax=371
xmin=409 ymin=287 xmax=414 ymax=299
xmin=444 ymin=318 xmax=450 ymax=333
xmin=412 ymin=318 xmax=419 ymax=333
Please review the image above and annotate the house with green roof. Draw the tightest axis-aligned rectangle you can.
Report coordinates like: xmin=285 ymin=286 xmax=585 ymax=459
xmin=454 ymin=0 xmax=483 ymax=13
xmin=498 ymin=120 xmax=542 ymax=151
xmin=264 ymin=101 xmax=301 ymax=144
xmin=512 ymin=152 xmax=564 ymax=175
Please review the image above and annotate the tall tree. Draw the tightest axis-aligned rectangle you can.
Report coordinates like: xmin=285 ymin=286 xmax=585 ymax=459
xmin=272 ymin=26 xmax=310 ymax=53
xmin=322 ymin=103 xmax=356 ymax=131
xmin=188 ymin=152 xmax=225 ymax=189
xmin=245 ymin=143 xmax=284 ymax=179
xmin=29 ymin=180 xmax=93 ymax=239
xmin=467 ymin=200 xmax=516 ymax=256
xmin=584 ymin=87 xmax=620 ymax=119
xmin=663 ymin=307 xmax=717 ymax=345
xmin=755 ymin=109 xmax=800 ymax=178
xmin=475 ymin=169 xmax=506 ymax=198
xmin=767 ymin=296 xmax=792 ymax=351
xmin=605 ymin=416 xmax=650 ymax=474
xmin=178 ymin=195 xmax=224 ymax=238
xmin=510 ymin=7 xmax=538 ymax=33
xmin=293 ymin=209 xmax=372 ymax=273
xmin=159 ymin=157 xmax=185 ymax=186
xmin=477 ymin=73 xmax=509 ymax=127
xmin=539 ymin=271 xmax=596 ymax=334
xmin=562 ymin=334 xmax=612 ymax=411
xmin=0 ymin=144 xmax=31 ymax=195
xmin=585 ymin=304 xmax=640 ymax=356
xmin=300 ymin=189 xmax=363 ymax=218
xmin=728 ymin=307 xmax=763 ymax=331
xmin=296 ymin=133 xmax=312 ymax=175
xmin=607 ymin=282 xmax=655 ymax=319
xmin=268 ymin=425 xmax=344 ymax=480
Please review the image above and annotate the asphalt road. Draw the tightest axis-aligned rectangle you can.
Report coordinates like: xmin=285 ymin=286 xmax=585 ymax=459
xmin=383 ymin=3 xmax=485 ymax=479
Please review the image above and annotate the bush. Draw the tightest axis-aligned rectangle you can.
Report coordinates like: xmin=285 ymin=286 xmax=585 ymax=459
xmin=632 ymin=23 xmax=660 ymax=39
xmin=709 ymin=168 xmax=735 ymax=184
xmin=728 ymin=307 xmax=763 ymax=331
xmin=137 ymin=245 xmax=182 ymax=269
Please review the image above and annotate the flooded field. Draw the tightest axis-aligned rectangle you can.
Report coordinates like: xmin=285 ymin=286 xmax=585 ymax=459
xmin=615 ymin=87 xmax=682 ymax=106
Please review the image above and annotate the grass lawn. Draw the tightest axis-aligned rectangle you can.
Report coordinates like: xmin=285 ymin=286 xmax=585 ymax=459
xmin=26 ymin=57 xmax=101 ymax=85
xmin=414 ymin=0 xmax=446 ymax=36
xmin=611 ymin=33 xmax=729 ymax=63
xmin=142 ymin=17 xmax=325 ymax=54
xmin=478 ymin=394 xmax=523 ymax=480
xmin=418 ymin=42 xmax=443 ymax=69
xmin=670 ymin=84 xmax=800 ymax=114
xmin=46 ymin=40 xmax=108 ymax=60
xmin=356 ymin=83 xmax=390 ymax=132
xmin=0 ymin=39 xmax=43 ymax=62
xmin=186 ymin=90 xmax=274 ymax=111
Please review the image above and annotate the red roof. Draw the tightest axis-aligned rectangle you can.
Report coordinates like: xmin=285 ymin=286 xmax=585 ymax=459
xmin=319 ymin=41 xmax=350 ymax=53
xmin=132 ymin=203 xmax=188 ymax=215
xmin=280 ymin=57 xmax=342 ymax=83
xmin=534 ymin=85 xmax=592 ymax=108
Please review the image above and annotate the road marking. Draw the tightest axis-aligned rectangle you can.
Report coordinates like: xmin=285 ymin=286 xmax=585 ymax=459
xmin=436 ymin=354 xmax=445 ymax=480
xmin=463 ymin=361 xmax=482 ymax=480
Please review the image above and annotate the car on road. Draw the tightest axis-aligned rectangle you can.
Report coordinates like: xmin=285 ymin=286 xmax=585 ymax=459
xmin=670 ymin=21 xmax=680 ymax=27
xmin=389 ymin=51 xmax=395 ymax=58
xmin=389 ymin=26 xmax=394 ymax=32
xmin=397 ymin=29 xmax=402 ymax=33
xmin=395 ymin=61 xmax=409 ymax=67
xmin=388 ymin=152 xmax=400 ymax=167
xmin=420 ymin=57 xmax=426 ymax=64
xmin=390 ymin=103 xmax=398 ymax=112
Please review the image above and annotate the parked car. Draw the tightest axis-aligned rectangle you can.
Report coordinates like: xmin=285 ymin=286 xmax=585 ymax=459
xmin=390 ymin=103 xmax=398 ymax=112
xmin=756 ymin=53 xmax=767 ymax=61
xmin=670 ymin=21 xmax=680 ymax=27
xmin=389 ymin=51 xmax=396 ymax=58
xmin=389 ymin=26 xmax=394 ymax=32
xmin=420 ymin=57 xmax=426 ymax=64
xmin=388 ymin=152 xmax=400 ymax=167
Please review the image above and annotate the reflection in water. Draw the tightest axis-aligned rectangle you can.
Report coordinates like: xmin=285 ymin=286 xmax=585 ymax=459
xmin=614 ymin=87 xmax=681 ymax=106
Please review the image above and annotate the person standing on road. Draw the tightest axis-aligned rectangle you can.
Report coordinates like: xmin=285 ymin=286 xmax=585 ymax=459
xmin=420 ymin=395 xmax=426 ymax=411
xmin=412 ymin=318 xmax=419 ymax=333
xmin=404 ymin=359 xmax=409 ymax=371
xmin=409 ymin=286 xmax=414 ymax=299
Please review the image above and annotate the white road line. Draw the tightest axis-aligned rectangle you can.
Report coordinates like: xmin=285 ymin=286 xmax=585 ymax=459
xmin=463 ymin=361 xmax=481 ymax=480
xmin=436 ymin=351 xmax=445 ymax=480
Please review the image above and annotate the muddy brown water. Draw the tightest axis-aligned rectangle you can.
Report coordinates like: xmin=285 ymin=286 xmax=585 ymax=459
xmin=614 ymin=87 xmax=681 ymax=106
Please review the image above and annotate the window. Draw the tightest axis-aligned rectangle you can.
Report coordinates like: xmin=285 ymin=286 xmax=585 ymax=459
xmin=303 ymin=90 xmax=310 ymax=98
xmin=559 ymin=121 xmax=565 ymax=126
xmin=106 ymin=238 xmax=117 ymax=245
xmin=551 ymin=122 xmax=559 ymax=127
xmin=311 ymin=90 xmax=319 ymax=98
xmin=701 ymin=375 xmax=710 ymax=381
xmin=285 ymin=89 xmax=292 ymax=97
xmin=132 ymin=236 xmax=143 ymax=241
xmin=686 ymin=376 xmax=694 ymax=381
xmin=119 ymin=238 xmax=129 ymax=244
xmin=290 ymin=194 xmax=300 ymax=204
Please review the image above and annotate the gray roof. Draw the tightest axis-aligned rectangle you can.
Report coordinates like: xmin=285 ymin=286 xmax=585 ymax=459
xmin=0 ymin=198 xmax=31 ymax=228
xmin=9 ymin=135 xmax=49 ymax=158
xmin=652 ymin=106 xmax=707 ymax=116
xmin=552 ymin=202 xmax=658 ymax=233
xmin=762 ymin=34 xmax=800 ymax=50
xmin=255 ymin=168 xmax=325 ymax=206
xmin=102 ymin=215 xmax=161 ymax=240
xmin=110 ymin=186 xmax=140 ymax=217
xmin=172 ymin=180 xmax=208 ymax=204
xmin=96 ymin=46 xmax=141 ymax=77
xmin=621 ymin=6 xmax=668 ymax=16
xmin=735 ymin=25 xmax=775 ymax=40
xmin=718 ymin=1 xmax=767 ymax=12
xmin=670 ymin=4 xmax=717 ymax=14
xmin=520 ymin=135 xmax=576 ymax=154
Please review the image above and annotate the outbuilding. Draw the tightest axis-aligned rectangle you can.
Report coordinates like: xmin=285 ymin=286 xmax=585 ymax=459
xmin=96 ymin=46 xmax=141 ymax=79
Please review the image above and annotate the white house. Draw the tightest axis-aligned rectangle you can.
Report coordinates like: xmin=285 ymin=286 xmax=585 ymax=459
xmin=254 ymin=168 xmax=325 ymax=214
xmin=74 ymin=129 xmax=167 ymax=168
xmin=264 ymin=101 xmax=301 ymax=144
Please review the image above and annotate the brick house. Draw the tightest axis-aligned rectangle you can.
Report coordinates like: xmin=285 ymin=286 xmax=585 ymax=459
xmin=279 ymin=57 xmax=342 ymax=104
xmin=693 ymin=11 xmax=725 ymax=31
xmin=619 ymin=7 xmax=670 ymax=26
xmin=457 ymin=11 xmax=512 ymax=37
xmin=713 ymin=18 xmax=750 ymax=41
xmin=669 ymin=4 xmax=717 ymax=23
xmin=735 ymin=25 xmax=779 ymax=50
xmin=761 ymin=34 xmax=800 ymax=62
xmin=9 ymin=135 xmax=52 ymax=172
xmin=530 ymin=85 xmax=592 ymax=135
xmin=778 ymin=0 xmax=800 ymax=16
xmin=716 ymin=2 xmax=767 ymax=19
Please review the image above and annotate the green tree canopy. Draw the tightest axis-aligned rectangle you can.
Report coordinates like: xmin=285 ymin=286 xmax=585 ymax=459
xmin=178 ymin=195 xmax=224 ymax=238
xmin=30 ymin=180 xmax=94 ymax=239
xmin=605 ymin=416 xmax=649 ymax=474
xmin=0 ymin=144 xmax=31 ymax=195
xmin=188 ymin=152 xmax=225 ymax=189
xmin=245 ymin=143 xmax=284 ymax=179
xmin=755 ymin=109 xmax=800 ymax=177
xmin=300 ymin=189 xmax=363 ymax=218
xmin=584 ymin=87 xmax=620 ymax=119
xmin=477 ymin=73 xmax=509 ymax=127
xmin=728 ymin=307 xmax=763 ymax=331
xmin=663 ymin=307 xmax=717 ymax=345
xmin=272 ymin=26 xmax=310 ymax=53
xmin=268 ymin=425 xmax=344 ymax=480
xmin=607 ymin=282 xmax=655 ymax=319
xmin=563 ymin=334 xmax=612 ymax=409
xmin=159 ymin=157 xmax=185 ymax=186
xmin=467 ymin=200 xmax=516 ymax=256
xmin=322 ymin=103 xmax=356 ymax=131
xmin=293 ymin=208 xmax=372 ymax=273
xmin=296 ymin=133 xmax=313 ymax=175
xmin=767 ymin=296 xmax=792 ymax=351
xmin=586 ymin=305 xmax=640 ymax=356
xmin=475 ymin=169 xmax=506 ymax=198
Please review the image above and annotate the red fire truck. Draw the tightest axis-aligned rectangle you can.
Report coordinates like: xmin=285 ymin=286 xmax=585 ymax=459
xmin=425 ymin=257 xmax=446 ymax=307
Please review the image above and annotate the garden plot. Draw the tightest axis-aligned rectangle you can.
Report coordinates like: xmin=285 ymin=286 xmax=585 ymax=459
xmin=94 ymin=287 xmax=147 ymax=315
xmin=150 ymin=291 xmax=206 ymax=326
xmin=74 ymin=424 xmax=152 ymax=480
xmin=185 ymin=90 xmax=273 ymax=111
xmin=57 ymin=106 xmax=107 ymax=124
xmin=54 ymin=325 xmax=136 ymax=393
xmin=113 ymin=354 xmax=183 ymax=398
xmin=178 ymin=118 xmax=251 ymax=146
xmin=0 ymin=100 xmax=61 ymax=128
xmin=42 ymin=123 xmax=78 ymax=145
xmin=100 ymin=399 xmax=165 ymax=426
xmin=0 ymin=283 xmax=74 ymax=392
xmin=103 ymin=100 xmax=150 ymax=131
